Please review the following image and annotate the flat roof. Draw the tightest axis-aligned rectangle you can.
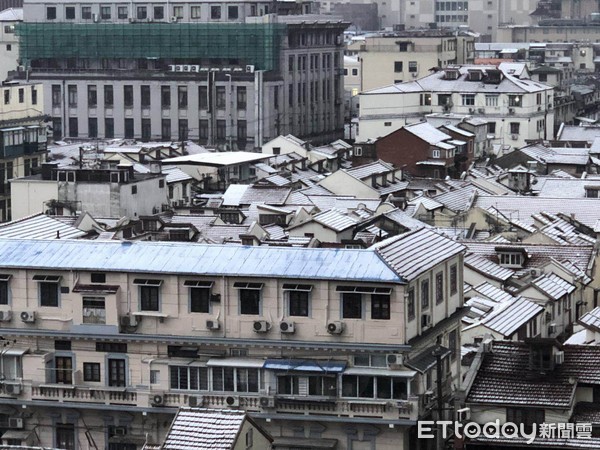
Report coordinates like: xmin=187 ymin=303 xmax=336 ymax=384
xmin=162 ymin=151 xmax=270 ymax=167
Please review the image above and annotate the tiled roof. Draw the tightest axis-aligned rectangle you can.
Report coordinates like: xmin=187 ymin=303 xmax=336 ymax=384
xmin=572 ymin=402 xmax=600 ymax=425
xmin=560 ymin=345 xmax=600 ymax=385
xmin=481 ymin=298 xmax=543 ymax=337
xmin=345 ymin=160 xmax=395 ymax=180
xmin=162 ymin=166 xmax=193 ymax=184
xmin=313 ymin=209 xmax=359 ymax=232
xmin=521 ymin=144 xmax=590 ymax=166
xmin=470 ymin=435 xmax=600 ymax=449
xmin=465 ymin=253 xmax=514 ymax=282
xmin=473 ymin=195 xmax=600 ymax=228
xmin=238 ymin=186 xmax=291 ymax=206
xmin=264 ymin=174 xmax=292 ymax=186
xmin=578 ymin=306 xmax=600 ymax=333
xmin=558 ymin=125 xmax=600 ymax=143
xmin=403 ymin=122 xmax=453 ymax=146
xmin=373 ymin=228 xmax=465 ymax=281
xmin=407 ymin=196 xmax=444 ymax=211
xmin=383 ymin=209 xmax=431 ymax=231
xmin=162 ymin=408 xmax=248 ymax=450
xmin=432 ymin=184 xmax=482 ymax=213
xmin=532 ymin=273 xmax=576 ymax=300
xmin=466 ymin=342 xmax=575 ymax=408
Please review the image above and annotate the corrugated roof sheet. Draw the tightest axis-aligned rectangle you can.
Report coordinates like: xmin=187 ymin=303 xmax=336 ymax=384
xmin=373 ymin=228 xmax=465 ymax=281
xmin=162 ymin=408 xmax=246 ymax=450
xmin=579 ymin=306 xmax=600 ymax=333
xmin=465 ymin=254 xmax=514 ymax=282
xmin=472 ymin=282 xmax=517 ymax=304
xmin=481 ymin=298 xmax=543 ymax=337
xmin=345 ymin=160 xmax=395 ymax=180
xmin=0 ymin=239 xmax=403 ymax=283
xmin=313 ymin=209 xmax=359 ymax=232
xmin=532 ymin=272 xmax=576 ymax=300
xmin=0 ymin=214 xmax=87 ymax=240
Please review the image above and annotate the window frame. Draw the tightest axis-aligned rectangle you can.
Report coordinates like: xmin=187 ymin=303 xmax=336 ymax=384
xmin=83 ymin=362 xmax=101 ymax=382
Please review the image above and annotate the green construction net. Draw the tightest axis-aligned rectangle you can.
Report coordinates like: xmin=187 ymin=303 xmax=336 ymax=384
xmin=17 ymin=22 xmax=287 ymax=71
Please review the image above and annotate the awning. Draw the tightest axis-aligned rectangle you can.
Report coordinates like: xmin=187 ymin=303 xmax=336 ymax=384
xmin=73 ymin=283 xmax=119 ymax=294
xmin=132 ymin=279 xmax=162 ymax=286
xmin=1 ymin=430 xmax=32 ymax=440
xmin=206 ymin=357 xmax=265 ymax=368
xmin=1 ymin=348 xmax=28 ymax=356
xmin=343 ymin=367 xmax=416 ymax=377
xmin=183 ymin=280 xmax=214 ymax=288
xmin=264 ymin=359 xmax=346 ymax=373
xmin=405 ymin=345 xmax=451 ymax=373
xmin=32 ymin=275 xmax=61 ymax=282
xmin=0 ymin=127 xmax=25 ymax=132
xmin=0 ymin=274 xmax=12 ymax=281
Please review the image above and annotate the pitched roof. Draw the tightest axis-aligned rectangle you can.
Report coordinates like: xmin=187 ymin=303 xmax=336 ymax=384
xmin=373 ymin=228 xmax=465 ymax=281
xmin=481 ymin=298 xmax=543 ymax=337
xmin=579 ymin=306 xmax=600 ymax=333
xmin=0 ymin=213 xmax=87 ymax=240
xmin=403 ymin=122 xmax=453 ymax=146
xmin=0 ymin=239 xmax=404 ymax=283
xmin=531 ymin=273 xmax=576 ymax=300
xmin=312 ymin=209 xmax=359 ymax=232
xmin=472 ymin=282 xmax=518 ymax=304
xmin=465 ymin=254 xmax=514 ymax=282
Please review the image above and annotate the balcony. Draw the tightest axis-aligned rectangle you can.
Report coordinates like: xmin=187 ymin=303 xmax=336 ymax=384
xmin=31 ymin=384 xmax=138 ymax=405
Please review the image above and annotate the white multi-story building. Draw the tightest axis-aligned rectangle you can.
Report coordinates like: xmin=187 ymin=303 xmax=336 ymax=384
xmin=0 ymin=7 xmax=20 ymax=82
xmin=357 ymin=64 xmax=554 ymax=150
xmin=14 ymin=0 xmax=347 ymax=147
xmin=0 ymin=228 xmax=465 ymax=449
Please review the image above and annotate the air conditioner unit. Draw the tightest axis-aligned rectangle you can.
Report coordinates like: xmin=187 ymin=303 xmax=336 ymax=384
xmin=206 ymin=319 xmax=220 ymax=330
xmin=326 ymin=321 xmax=344 ymax=335
xmin=554 ymin=350 xmax=564 ymax=365
xmin=421 ymin=313 xmax=432 ymax=329
xmin=478 ymin=108 xmax=485 ymax=114
xmin=386 ymin=353 xmax=404 ymax=368
xmin=128 ymin=17 xmax=136 ymax=22
xmin=412 ymin=72 xmax=418 ymax=78
xmin=279 ymin=320 xmax=295 ymax=334
xmin=20 ymin=311 xmax=35 ymax=323
xmin=0 ymin=310 xmax=12 ymax=322
xmin=530 ymin=268 xmax=542 ymax=278
xmin=253 ymin=320 xmax=271 ymax=333
xmin=508 ymin=107 xmax=515 ymax=115
xmin=92 ymin=13 xmax=99 ymax=22
xmin=8 ymin=418 xmax=23 ymax=429
xmin=246 ymin=65 xmax=255 ymax=74
xmin=4 ymin=381 xmax=22 ymax=396
xmin=548 ymin=103 xmax=553 ymax=109
xmin=548 ymin=323 xmax=557 ymax=334
xmin=511 ymin=134 xmax=519 ymax=141
xmin=151 ymin=393 xmax=165 ymax=407
xmin=259 ymin=396 xmax=275 ymax=408
xmin=113 ymin=427 xmax=127 ymax=436
xmin=120 ymin=315 xmax=138 ymax=328
xmin=457 ymin=407 xmax=471 ymax=422
xmin=210 ymin=293 xmax=221 ymax=303
xmin=188 ymin=395 xmax=204 ymax=407
xmin=146 ymin=17 xmax=153 ymax=22
xmin=424 ymin=390 xmax=434 ymax=403
xmin=469 ymin=108 xmax=475 ymax=114
xmin=225 ymin=395 xmax=239 ymax=407
xmin=170 ymin=16 xmax=178 ymax=22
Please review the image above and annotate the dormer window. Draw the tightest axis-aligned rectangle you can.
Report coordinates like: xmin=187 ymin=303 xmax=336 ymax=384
xmin=498 ymin=252 xmax=524 ymax=268
xmin=468 ymin=70 xmax=483 ymax=81
xmin=444 ymin=69 xmax=460 ymax=80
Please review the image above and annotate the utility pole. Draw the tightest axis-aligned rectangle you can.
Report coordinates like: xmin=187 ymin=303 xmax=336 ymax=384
xmin=433 ymin=345 xmax=446 ymax=450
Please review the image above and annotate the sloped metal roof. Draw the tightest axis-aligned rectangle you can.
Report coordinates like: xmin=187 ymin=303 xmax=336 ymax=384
xmin=532 ymin=273 xmax=576 ymax=300
xmin=579 ymin=306 xmax=600 ymax=333
xmin=0 ymin=214 xmax=87 ymax=240
xmin=465 ymin=254 xmax=514 ymax=282
xmin=481 ymin=298 xmax=544 ymax=337
xmin=0 ymin=239 xmax=403 ymax=283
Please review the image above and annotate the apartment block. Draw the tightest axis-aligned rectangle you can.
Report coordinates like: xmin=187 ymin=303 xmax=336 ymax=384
xmin=0 ymin=229 xmax=465 ymax=449
xmin=0 ymin=81 xmax=46 ymax=222
xmin=0 ymin=7 xmax=20 ymax=82
xmin=13 ymin=0 xmax=348 ymax=147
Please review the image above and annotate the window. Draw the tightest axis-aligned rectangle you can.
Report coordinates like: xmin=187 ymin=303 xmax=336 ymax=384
xmin=187 ymin=281 xmax=211 ymax=313
xmin=104 ymin=85 xmax=113 ymax=107
xmin=88 ymin=118 xmax=98 ymax=138
xmin=159 ymin=85 xmax=170 ymax=109
xmin=35 ymin=275 xmax=60 ymax=307
xmin=236 ymin=282 xmax=262 ymax=315
xmin=211 ymin=5 xmax=221 ymax=19
xmin=108 ymin=358 xmax=126 ymax=387
xmin=178 ymin=86 xmax=188 ymax=108
xmin=485 ymin=94 xmax=498 ymax=107
xmin=237 ymin=86 xmax=247 ymax=110
xmin=0 ymin=275 xmax=9 ymax=305
xmin=83 ymin=297 xmax=105 ymax=324
xmin=237 ymin=120 xmax=247 ymax=144
xmin=448 ymin=329 xmax=457 ymax=360
xmin=538 ymin=73 xmax=547 ymax=82
xmin=488 ymin=122 xmax=496 ymax=134
xmin=55 ymin=356 xmax=73 ymax=384
xmin=173 ymin=6 xmax=183 ymax=18
xmin=162 ymin=119 xmax=171 ymax=140
xmin=371 ymin=294 xmax=390 ymax=320
xmin=68 ymin=85 xmax=77 ymax=107
xmin=420 ymin=93 xmax=431 ymax=106
xmin=450 ymin=264 xmax=457 ymax=295
xmin=141 ymin=85 xmax=150 ymax=108
xmin=82 ymin=6 xmax=92 ymax=19
xmin=432 ymin=149 xmax=441 ymax=159
xmin=91 ymin=273 xmax=106 ymax=283
xmin=105 ymin=118 xmax=114 ymax=138
xmin=56 ymin=424 xmax=75 ymax=450
xmin=170 ymin=365 xmax=209 ymax=390
xmin=278 ymin=375 xmax=337 ymax=396
xmin=408 ymin=61 xmax=417 ymax=72
xmin=135 ymin=279 xmax=162 ymax=311
xmin=199 ymin=86 xmax=208 ymax=110
xmin=353 ymin=355 xmax=386 ymax=367
xmin=394 ymin=61 xmax=403 ymax=72
xmin=3 ymin=90 xmax=8 ymax=105
xmin=191 ymin=6 xmax=201 ymax=18
xmin=0 ymin=352 xmax=22 ymax=380
xmin=216 ymin=86 xmax=226 ymax=109
xmin=342 ymin=293 xmax=362 ymax=319
xmin=499 ymin=252 xmax=524 ymax=267
xmin=178 ymin=119 xmax=188 ymax=141
xmin=435 ymin=272 xmax=444 ymax=304
xmin=228 ymin=5 xmax=238 ymax=19
xmin=506 ymin=408 xmax=545 ymax=433
xmin=342 ymin=375 xmax=407 ymax=400
xmin=510 ymin=122 xmax=520 ymax=135
xmin=17 ymin=88 xmax=23 ymax=104
xmin=508 ymin=95 xmax=522 ymax=107
xmin=65 ymin=6 xmax=75 ymax=19
xmin=199 ymin=119 xmax=208 ymax=141
xmin=96 ymin=342 xmax=127 ymax=353
xmin=117 ymin=6 xmax=128 ymax=18
xmin=283 ymin=284 xmax=312 ymax=317
xmin=212 ymin=366 xmax=260 ymax=392
xmin=87 ymin=85 xmax=97 ymax=108
xmin=216 ymin=120 xmax=226 ymax=141
xmin=407 ymin=288 xmax=415 ymax=321
xmin=100 ymin=5 xmax=111 ymax=19
xmin=462 ymin=94 xmax=475 ymax=106
xmin=47 ymin=6 xmax=57 ymax=19
xmin=438 ymin=94 xmax=451 ymax=106
xmin=124 ymin=118 xmax=134 ymax=139
xmin=153 ymin=5 xmax=164 ymax=19
xmin=421 ymin=280 xmax=429 ymax=310
xmin=83 ymin=362 xmax=101 ymax=382
xmin=124 ymin=85 xmax=133 ymax=107
xmin=137 ymin=6 xmax=147 ymax=19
